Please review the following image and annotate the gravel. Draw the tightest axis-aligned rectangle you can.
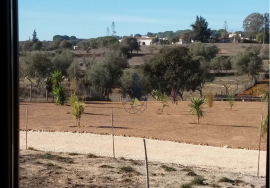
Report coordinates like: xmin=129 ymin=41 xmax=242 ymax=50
xmin=20 ymin=131 xmax=266 ymax=176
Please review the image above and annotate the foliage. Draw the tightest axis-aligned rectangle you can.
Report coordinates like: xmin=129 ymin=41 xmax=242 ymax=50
xmin=180 ymin=183 xmax=192 ymax=188
xmin=32 ymin=29 xmax=39 ymax=43
xmin=262 ymin=114 xmax=268 ymax=139
xmin=121 ymin=37 xmax=140 ymax=54
xmin=160 ymin=165 xmax=176 ymax=172
xmin=243 ymin=13 xmax=265 ymax=39
xmin=206 ymin=93 xmax=215 ymax=107
xmin=191 ymin=176 xmax=205 ymax=185
xmin=144 ymin=46 xmax=201 ymax=101
xmin=182 ymin=31 xmax=194 ymax=43
xmin=60 ymin=40 xmax=72 ymax=49
xmin=25 ymin=52 xmax=53 ymax=78
xmin=51 ymin=70 xmax=63 ymax=90
xmin=44 ymin=77 xmax=53 ymax=92
xmin=151 ymin=37 xmax=159 ymax=44
xmin=53 ymin=35 xmax=71 ymax=41
xmin=190 ymin=16 xmax=211 ymax=42
xmin=33 ymin=41 xmax=42 ymax=51
xmin=48 ymin=40 xmax=61 ymax=50
xmin=210 ymin=56 xmax=222 ymax=73
xmin=87 ymin=50 xmax=128 ymax=91
xmin=227 ymin=95 xmax=235 ymax=109
xmin=231 ymin=52 xmax=262 ymax=80
xmin=188 ymin=42 xmax=219 ymax=61
xmin=259 ymin=45 xmax=269 ymax=59
xmin=52 ymin=50 xmax=74 ymax=76
xmin=152 ymin=90 xmax=162 ymax=101
xmin=67 ymin=61 xmax=81 ymax=81
xmin=120 ymin=67 xmax=151 ymax=100
xmin=68 ymin=92 xmax=79 ymax=107
xmin=189 ymin=96 xmax=206 ymax=124
xmin=53 ymin=85 xmax=66 ymax=105
xmin=160 ymin=94 xmax=169 ymax=112
xmin=95 ymin=36 xmax=118 ymax=48
xmin=72 ymin=100 xmax=85 ymax=127
xmin=170 ymin=36 xmax=179 ymax=43
xmin=22 ymin=41 xmax=34 ymax=51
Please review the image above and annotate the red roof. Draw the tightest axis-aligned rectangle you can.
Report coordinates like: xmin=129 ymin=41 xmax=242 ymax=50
xmin=179 ymin=35 xmax=182 ymax=38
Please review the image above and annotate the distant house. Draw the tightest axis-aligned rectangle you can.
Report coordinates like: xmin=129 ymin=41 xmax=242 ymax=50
xmin=229 ymin=33 xmax=242 ymax=38
xmin=137 ymin=37 xmax=155 ymax=45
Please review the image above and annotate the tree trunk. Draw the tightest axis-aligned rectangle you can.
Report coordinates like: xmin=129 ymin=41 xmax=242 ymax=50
xmin=77 ymin=118 xmax=80 ymax=127
xmin=199 ymin=89 xmax=203 ymax=97
xmin=197 ymin=116 xmax=199 ymax=124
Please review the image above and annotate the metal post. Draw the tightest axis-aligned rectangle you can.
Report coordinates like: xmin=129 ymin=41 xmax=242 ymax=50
xmin=143 ymin=139 xmax=150 ymax=188
xmin=26 ymin=105 xmax=28 ymax=149
xmin=30 ymin=83 xmax=32 ymax=102
xmin=111 ymin=108 xmax=115 ymax=158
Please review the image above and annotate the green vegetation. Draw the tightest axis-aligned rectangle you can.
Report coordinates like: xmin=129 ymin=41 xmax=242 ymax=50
xmin=180 ymin=184 xmax=192 ymax=188
xmin=191 ymin=176 xmax=206 ymax=185
xmin=227 ymin=95 xmax=235 ymax=109
xmin=189 ymin=96 xmax=206 ymax=124
xmin=70 ymin=93 xmax=85 ymax=127
xmin=160 ymin=94 xmax=169 ymax=113
xmin=68 ymin=152 xmax=79 ymax=156
xmin=161 ymin=165 xmax=176 ymax=172
xmin=120 ymin=166 xmax=135 ymax=173
xmin=218 ymin=177 xmax=234 ymax=183
xmin=99 ymin=165 xmax=114 ymax=168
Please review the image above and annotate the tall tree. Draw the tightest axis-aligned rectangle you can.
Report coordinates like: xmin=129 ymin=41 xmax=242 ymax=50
xmin=243 ymin=13 xmax=264 ymax=40
xmin=144 ymin=46 xmax=201 ymax=100
xmin=32 ymin=29 xmax=39 ymax=43
xmin=190 ymin=16 xmax=211 ymax=42
xmin=182 ymin=31 xmax=194 ymax=43
xmin=111 ymin=22 xmax=116 ymax=36
xmin=106 ymin=27 xmax=110 ymax=36
xmin=263 ymin=13 xmax=269 ymax=44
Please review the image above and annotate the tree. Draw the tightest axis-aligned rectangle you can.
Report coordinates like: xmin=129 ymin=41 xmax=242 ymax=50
xmin=51 ymin=70 xmax=66 ymax=105
xmin=171 ymin=37 xmax=179 ymax=44
xmin=25 ymin=52 xmax=53 ymax=78
xmin=70 ymin=36 xmax=77 ymax=40
xmin=235 ymin=32 xmax=240 ymax=42
xmin=243 ymin=13 xmax=264 ymax=40
xmin=87 ymin=50 xmax=129 ymax=91
xmin=151 ymin=37 xmax=159 ymax=44
xmin=210 ymin=56 xmax=223 ymax=74
xmin=182 ymin=31 xmax=194 ymax=43
xmin=111 ymin=22 xmax=116 ymax=36
xmin=32 ymin=29 xmax=39 ymax=43
xmin=263 ymin=13 xmax=269 ymax=44
xmin=189 ymin=42 xmax=219 ymax=61
xmin=227 ymin=95 xmax=235 ymax=109
xmin=60 ymin=40 xmax=72 ymax=49
xmin=52 ymin=50 xmax=74 ymax=76
xmin=67 ymin=61 xmax=81 ymax=81
xmin=144 ymin=46 xmax=201 ymax=100
xmin=106 ymin=27 xmax=110 ymax=36
xmin=189 ymin=96 xmax=206 ymax=124
xmin=33 ymin=41 xmax=42 ymax=51
xmin=221 ymin=58 xmax=232 ymax=74
xmin=48 ymin=40 xmax=60 ymax=50
xmin=190 ymin=16 xmax=211 ymax=42
xmin=135 ymin=34 xmax=141 ymax=37
xmin=121 ymin=37 xmax=140 ymax=54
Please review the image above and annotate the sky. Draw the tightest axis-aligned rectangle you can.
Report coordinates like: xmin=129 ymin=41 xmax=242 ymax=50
xmin=19 ymin=0 xmax=269 ymax=41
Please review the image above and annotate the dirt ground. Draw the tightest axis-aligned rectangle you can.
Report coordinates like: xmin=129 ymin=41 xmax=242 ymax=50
xmin=20 ymin=149 xmax=266 ymax=188
xmin=238 ymin=79 xmax=269 ymax=97
xmin=20 ymin=101 xmax=267 ymax=151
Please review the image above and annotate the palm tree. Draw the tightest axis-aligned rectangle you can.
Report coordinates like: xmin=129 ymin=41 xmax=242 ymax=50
xmin=189 ymin=97 xmax=206 ymax=124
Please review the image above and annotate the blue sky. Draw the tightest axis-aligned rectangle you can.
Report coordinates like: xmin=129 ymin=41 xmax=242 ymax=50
xmin=19 ymin=0 xmax=269 ymax=41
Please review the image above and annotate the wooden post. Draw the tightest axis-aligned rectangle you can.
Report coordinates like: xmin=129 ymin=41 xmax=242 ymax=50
xmin=111 ymin=108 xmax=115 ymax=158
xmin=257 ymin=113 xmax=263 ymax=176
xmin=30 ymin=83 xmax=32 ymax=102
xmin=107 ymin=88 xmax=109 ymax=100
xmin=143 ymin=139 xmax=149 ymax=188
xmin=26 ymin=104 xmax=28 ymax=149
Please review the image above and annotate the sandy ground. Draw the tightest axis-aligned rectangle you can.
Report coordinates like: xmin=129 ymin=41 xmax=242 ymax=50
xmin=20 ymin=149 xmax=266 ymax=188
xmin=20 ymin=131 xmax=266 ymax=177
xmin=20 ymin=101 xmax=267 ymax=150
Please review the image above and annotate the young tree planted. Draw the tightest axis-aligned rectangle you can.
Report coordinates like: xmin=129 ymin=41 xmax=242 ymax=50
xmin=189 ymin=96 xmax=206 ymax=124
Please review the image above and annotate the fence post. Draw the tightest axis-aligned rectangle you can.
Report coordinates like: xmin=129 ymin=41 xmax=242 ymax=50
xmin=143 ymin=139 xmax=150 ymax=188
xmin=26 ymin=104 xmax=28 ymax=149
xmin=257 ymin=113 xmax=263 ymax=176
xmin=29 ymin=83 xmax=32 ymax=102
xmin=107 ymin=88 xmax=109 ymax=100
xmin=111 ymin=108 xmax=115 ymax=158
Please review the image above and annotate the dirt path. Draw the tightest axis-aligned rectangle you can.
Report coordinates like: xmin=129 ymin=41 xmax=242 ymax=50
xmin=20 ymin=131 xmax=266 ymax=177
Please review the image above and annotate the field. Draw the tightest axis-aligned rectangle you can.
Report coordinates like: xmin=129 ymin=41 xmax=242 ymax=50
xmin=20 ymin=149 xmax=266 ymax=188
xmin=20 ymin=101 xmax=267 ymax=150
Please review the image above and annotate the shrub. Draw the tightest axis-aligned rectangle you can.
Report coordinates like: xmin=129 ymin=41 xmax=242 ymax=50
xmin=72 ymin=101 xmax=85 ymax=127
xmin=161 ymin=165 xmax=176 ymax=172
xmin=53 ymin=85 xmax=66 ymax=105
xmin=206 ymin=92 xmax=215 ymax=107
xmin=69 ymin=92 xmax=79 ymax=107
xmin=160 ymin=94 xmax=169 ymax=112
xmin=218 ymin=177 xmax=234 ymax=183
xmin=227 ymin=95 xmax=235 ymax=109
xmin=180 ymin=184 xmax=192 ymax=188
xmin=191 ymin=176 xmax=205 ymax=185
xmin=152 ymin=90 xmax=162 ymax=101
xmin=189 ymin=96 xmax=206 ymax=124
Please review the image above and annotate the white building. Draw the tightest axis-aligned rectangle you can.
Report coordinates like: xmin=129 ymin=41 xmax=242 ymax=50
xmin=229 ymin=33 xmax=242 ymax=38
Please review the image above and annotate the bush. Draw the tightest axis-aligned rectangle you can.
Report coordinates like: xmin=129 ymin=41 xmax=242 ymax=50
xmin=189 ymin=97 xmax=206 ymax=124
xmin=53 ymin=85 xmax=66 ymax=105
xmin=72 ymin=101 xmax=85 ymax=127
xmin=227 ymin=95 xmax=235 ymax=109
xmin=205 ymin=93 xmax=215 ymax=107
xmin=69 ymin=92 xmax=79 ymax=107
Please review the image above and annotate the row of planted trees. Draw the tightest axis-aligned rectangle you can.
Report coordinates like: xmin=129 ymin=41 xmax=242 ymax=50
xmin=48 ymin=70 xmax=85 ymax=127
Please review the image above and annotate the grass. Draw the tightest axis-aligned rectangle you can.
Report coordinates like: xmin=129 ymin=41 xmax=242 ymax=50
xmin=27 ymin=146 xmax=36 ymax=151
xmin=120 ymin=166 xmax=135 ymax=173
xmin=41 ymin=153 xmax=74 ymax=163
xmin=68 ymin=152 xmax=79 ymax=156
xmin=190 ymin=176 xmax=206 ymax=186
xmin=44 ymin=162 xmax=62 ymax=169
xmin=218 ymin=177 xmax=234 ymax=183
xmin=210 ymin=183 xmax=220 ymax=188
xmin=181 ymin=167 xmax=193 ymax=172
xmin=128 ymin=159 xmax=142 ymax=165
xmin=87 ymin=153 xmax=98 ymax=158
xmin=180 ymin=183 xmax=192 ymax=188
xmin=161 ymin=165 xmax=176 ymax=172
